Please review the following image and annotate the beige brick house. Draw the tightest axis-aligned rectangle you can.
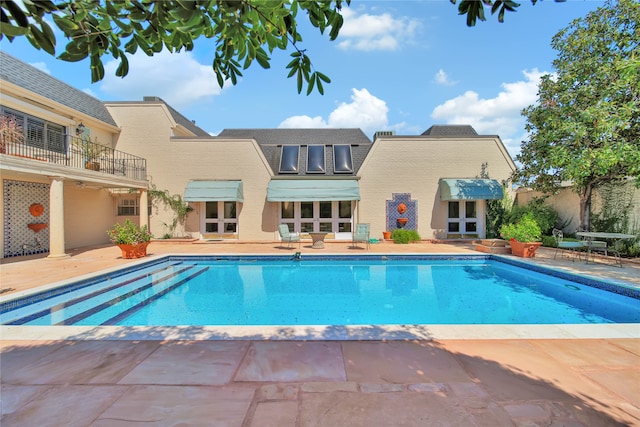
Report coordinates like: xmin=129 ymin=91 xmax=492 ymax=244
xmin=1 ymin=51 xmax=517 ymax=258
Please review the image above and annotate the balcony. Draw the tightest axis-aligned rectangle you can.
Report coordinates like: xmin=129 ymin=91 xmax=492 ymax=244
xmin=1 ymin=134 xmax=147 ymax=181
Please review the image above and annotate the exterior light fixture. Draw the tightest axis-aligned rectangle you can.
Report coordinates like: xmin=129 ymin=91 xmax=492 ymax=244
xmin=75 ymin=122 xmax=85 ymax=135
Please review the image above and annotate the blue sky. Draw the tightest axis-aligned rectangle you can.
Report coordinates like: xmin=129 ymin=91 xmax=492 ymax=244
xmin=1 ymin=1 xmax=603 ymax=157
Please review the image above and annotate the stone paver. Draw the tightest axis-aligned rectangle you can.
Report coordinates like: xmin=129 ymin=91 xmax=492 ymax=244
xmin=91 ymin=385 xmax=255 ymax=427
xmin=235 ymin=341 xmax=346 ymax=382
xmin=119 ymin=340 xmax=249 ymax=385
xmin=1 ymin=385 xmax=128 ymax=427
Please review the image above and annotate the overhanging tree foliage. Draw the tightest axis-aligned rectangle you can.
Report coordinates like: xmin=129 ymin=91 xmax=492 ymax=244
xmin=2 ymin=0 xmax=562 ymax=94
xmin=513 ymin=0 xmax=640 ymax=232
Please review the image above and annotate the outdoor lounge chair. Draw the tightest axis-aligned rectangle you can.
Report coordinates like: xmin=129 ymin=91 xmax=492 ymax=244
xmin=352 ymin=223 xmax=370 ymax=250
xmin=552 ymin=228 xmax=585 ymax=261
xmin=278 ymin=224 xmax=300 ymax=249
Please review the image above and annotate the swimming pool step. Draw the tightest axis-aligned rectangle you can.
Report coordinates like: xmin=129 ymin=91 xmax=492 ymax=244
xmin=100 ymin=265 xmax=210 ymax=325
xmin=61 ymin=265 xmax=209 ymax=326
xmin=4 ymin=264 xmax=199 ymax=325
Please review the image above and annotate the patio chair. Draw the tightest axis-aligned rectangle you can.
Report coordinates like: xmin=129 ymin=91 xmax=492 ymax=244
xmin=278 ymin=224 xmax=300 ymax=249
xmin=352 ymin=223 xmax=370 ymax=250
xmin=586 ymin=239 xmax=622 ymax=267
xmin=552 ymin=228 xmax=585 ymax=261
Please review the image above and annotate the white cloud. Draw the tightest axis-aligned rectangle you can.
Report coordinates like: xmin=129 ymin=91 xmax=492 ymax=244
xmin=279 ymin=88 xmax=389 ymax=137
xmin=434 ymin=69 xmax=456 ymax=86
xmin=100 ymin=50 xmax=225 ymax=108
xmin=430 ymin=69 xmax=546 ymax=156
xmin=337 ymin=8 xmax=421 ymax=51
xmin=30 ymin=62 xmax=50 ymax=74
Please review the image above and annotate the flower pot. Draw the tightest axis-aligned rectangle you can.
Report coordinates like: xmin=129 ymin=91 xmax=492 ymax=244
xmin=397 ymin=218 xmax=408 ymax=227
xmin=382 ymin=231 xmax=391 ymax=240
xmin=509 ymin=240 xmax=542 ymax=258
xmin=117 ymin=242 xmax=149 ymax=259
xmin=28 ymin=223 xmax=48 ymax=233
xmin=85 ymin=161 xmax=100 ymax=171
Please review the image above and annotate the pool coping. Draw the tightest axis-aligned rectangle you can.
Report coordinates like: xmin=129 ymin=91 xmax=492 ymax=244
xmin=2 ymin=253 xmax=639 ymax=341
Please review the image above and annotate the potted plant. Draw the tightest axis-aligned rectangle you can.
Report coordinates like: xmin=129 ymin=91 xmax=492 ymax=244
xmin=499 ymin=213 xmax=542 ymax=258
xmin=107 ymin=219 xmax=153 ymax=258
xmin=73 ymin=136 xmax=108 ymax=170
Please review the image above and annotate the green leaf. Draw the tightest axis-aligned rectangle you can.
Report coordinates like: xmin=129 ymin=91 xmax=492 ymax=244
xmin=57 ymin=51 xmax=87 ymax=62
xmin=255 ymin=47 xmax=270 ymax=69
xmin=316 ymin=71 xmax=330 ymax=83
xmin=306 ymin=73 xmax=315 ymax=95
xmin=52 ymin=14 xmax=80 ymax=33
xmin=29 ymin=24 xmax=55 ymax=55
xmin=115 ymin=54 xmax=129 ymax=77
xmin=296 ymin=69 xmax=303 ymax=93
xmin=90 ymin=54 xmax=105 ymax=82
xmin=4 ymin=0 xmax=29 ymax=27
xmin=1 ymin=23 xmax=29 ymax=37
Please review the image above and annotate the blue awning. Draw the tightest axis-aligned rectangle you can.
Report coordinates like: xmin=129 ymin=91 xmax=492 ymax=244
xmin=267 ymin=179 xmax=360 ymax=202
xmin=184 ymin=180 xmax=243 ymax=202
xmin=439 ymin=179 xmax=503 ymax=201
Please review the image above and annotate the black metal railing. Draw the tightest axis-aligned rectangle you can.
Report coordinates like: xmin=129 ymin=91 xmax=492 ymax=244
xmin=1 ymin=134 xmax=147 ymax=181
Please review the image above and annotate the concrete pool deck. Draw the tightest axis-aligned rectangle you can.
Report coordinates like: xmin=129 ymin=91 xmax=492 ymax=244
xmin=1 ymin=241 xmax=639 ymax=426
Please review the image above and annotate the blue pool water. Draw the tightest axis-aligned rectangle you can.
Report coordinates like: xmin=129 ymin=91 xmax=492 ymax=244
xmin=1 ymin=256 xmax=639 ymax=326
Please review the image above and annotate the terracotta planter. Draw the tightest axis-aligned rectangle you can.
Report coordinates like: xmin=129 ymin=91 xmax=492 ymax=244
xmin=85 ymin=161 xmax=100 ymax=171
xmin=382 ymin=231 xmax=391 ymax=240
xmin=117 ymin=242 xmax=149 ymax=259
xmin=509 ymin=240 xmax=542 ymax=258
xmin=28 ymin=223 xmax=48 ymax=233
xmin=397 ymin=218 xmax=408 ymax=227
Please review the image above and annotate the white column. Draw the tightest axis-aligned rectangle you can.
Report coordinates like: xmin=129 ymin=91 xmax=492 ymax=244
xmin=47 ymin=176 xmax=69 ymax=259
xmin=139 ymin=188 xmax=149 ymax=229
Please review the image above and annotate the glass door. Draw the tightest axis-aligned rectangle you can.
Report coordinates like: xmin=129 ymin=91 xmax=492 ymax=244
xmin=203 ymin=201 xmax=238 ymax=238
xmin=278 ymin=201 xmax=354 ymax=238
xmin=447 ymin=201 xmax=479 ymax=237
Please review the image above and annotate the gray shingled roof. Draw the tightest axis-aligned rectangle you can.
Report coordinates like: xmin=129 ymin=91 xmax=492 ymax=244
xmin=422 ymin=125 xmax=478 ymax=136
xmin=142 ymin=96 xmax=209 ymax=136
xmin=218 ymin=128 xmax=372 ymax=175
xmin=0 ymin=51 xmax=117 ymax=127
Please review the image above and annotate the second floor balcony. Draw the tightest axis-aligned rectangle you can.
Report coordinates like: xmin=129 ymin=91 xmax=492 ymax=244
xmin=1 ymin=132 xmax=147 ymax=181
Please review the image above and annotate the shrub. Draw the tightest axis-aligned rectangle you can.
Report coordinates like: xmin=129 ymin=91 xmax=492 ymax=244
xmin=391 ymin=229 xmax=421 ymax=244
xmin=499 ymin=213 xmax=542 ymax=242
xmin=107 ymin=219 xmax=153 ymax=245
xmin=505 ymin=197 xmax=559 ymax=235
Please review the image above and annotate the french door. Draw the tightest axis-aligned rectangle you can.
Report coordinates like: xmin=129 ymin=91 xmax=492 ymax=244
xmin=202 ymin=201 xmax=238 ymax=238
xmin=280 ymin=201 xmax=353 ymax=238
xmin=447 ymin=200 xmax=480 ymax=237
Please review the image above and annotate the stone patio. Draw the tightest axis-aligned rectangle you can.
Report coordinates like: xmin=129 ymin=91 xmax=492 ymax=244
xmin=1 ymin=241 xmax=639 ymax=426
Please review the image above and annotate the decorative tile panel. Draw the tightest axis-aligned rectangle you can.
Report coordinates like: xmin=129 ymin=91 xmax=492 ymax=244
xmin=386 ymin=193 xmax=417 ymax=231
xmin=3 ymin=180 xmax=50 ymax=257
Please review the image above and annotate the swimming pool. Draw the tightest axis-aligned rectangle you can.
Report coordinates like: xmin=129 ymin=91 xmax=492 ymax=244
xmin=2 ymin=255 xmax=639 ymax=328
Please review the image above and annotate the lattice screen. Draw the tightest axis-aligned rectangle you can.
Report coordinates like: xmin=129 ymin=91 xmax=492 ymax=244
xmin=3 ymin=180 xmax=50 ymax=257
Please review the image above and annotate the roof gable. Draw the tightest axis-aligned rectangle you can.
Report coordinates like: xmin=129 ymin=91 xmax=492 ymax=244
xmin=142 ymin=96 xmax=209 ymax=136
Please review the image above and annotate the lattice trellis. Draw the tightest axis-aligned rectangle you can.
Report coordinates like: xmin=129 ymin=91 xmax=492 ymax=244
xmin=3 ymin=180 xmax=50 ymax=257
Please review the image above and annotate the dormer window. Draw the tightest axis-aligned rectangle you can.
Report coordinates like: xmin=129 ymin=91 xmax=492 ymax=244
xmin=279 ymin=145 xmax=299 ymax=173
xmin=307 ymin=145 xmax=325 ymax=173
xmin=333 ymin=145 xmax=353 ymax=173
